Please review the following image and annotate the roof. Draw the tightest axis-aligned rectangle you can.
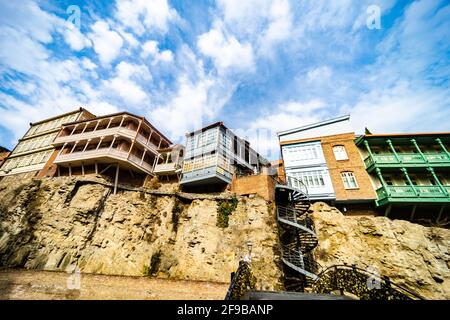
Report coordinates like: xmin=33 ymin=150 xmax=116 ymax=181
xmin=355 ymin=132 xmax=450 ymax=146
xmin=62 ymin=111 xmax=172 ymax=145
xmin=277 ymin=115 xmax=350 ymax=137
xmin=30 ymin=107 xmax=95 ymax=126
xmin=0 ymin=146 xmax=10 ymax=153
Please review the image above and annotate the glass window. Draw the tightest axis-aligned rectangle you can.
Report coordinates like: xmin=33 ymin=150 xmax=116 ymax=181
xmin=333 ymin=145 xmax=348 ymax=161
xmin=341 ymin=172 xmax=358 ymax=189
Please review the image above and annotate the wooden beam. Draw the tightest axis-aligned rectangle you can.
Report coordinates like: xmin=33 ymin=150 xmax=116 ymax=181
xmin=99 ymin=164 xmax=112 ymax=175
xmin=69 ymin=165 xmax=72 ymax=177
xmin=384 ymin=204 xmax=392 ymax=218
xmin=410 ymin=204 xmax=417 ymax=221
xmin=95 ymin=162 xmax=98 ymax=174
xmin=81 ymin=163 xmax=85 ymax=176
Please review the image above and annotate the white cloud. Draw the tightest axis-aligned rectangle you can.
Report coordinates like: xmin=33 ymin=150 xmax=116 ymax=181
xmin=197 ymin=24 xmax=254 ymax=72
xmin=307 ymin=66 xmax=333 ymax=83
xmin=115 ymin=0 xmax=179 ymax=35
xmin=141 ymin=40 xmax=174 ymax=64
xmin=103 ymin=61 xmax=150 ymax=106
xmin=89 ymin=20 xmax=123 ymax=65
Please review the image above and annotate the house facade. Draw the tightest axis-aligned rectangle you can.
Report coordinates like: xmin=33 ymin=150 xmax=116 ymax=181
xmin=355 ymin=133 xmax=450 ymax=222
xmin=180 ymin=122 xmax=270 ymax=188
xmin=0 ymin=108 xmax=95 ymax=179
xmin=51 ymin=111 xmax=172 ymax=193
xmin=278 ymin=115 xmax=377 ymax=213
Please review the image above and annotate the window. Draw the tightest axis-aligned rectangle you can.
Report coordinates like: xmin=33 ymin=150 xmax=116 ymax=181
xmin=333 ymin=145 xmax=348 ymax=161
xmin=341 ymin=172 xmax=358 ymax=189
xmin=288 ymin=170 xmax=326 ymax=189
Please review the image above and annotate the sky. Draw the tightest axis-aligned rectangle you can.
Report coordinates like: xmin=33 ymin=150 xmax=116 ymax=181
xmin=0 ymin=0 xmax=449 ymax=160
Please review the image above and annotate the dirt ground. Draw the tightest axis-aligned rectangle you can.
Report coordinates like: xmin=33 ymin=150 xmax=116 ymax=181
xmin=0 ymin=269 xmax=229 ymax=300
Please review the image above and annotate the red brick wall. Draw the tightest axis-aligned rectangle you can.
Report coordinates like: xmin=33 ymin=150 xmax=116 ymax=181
xmin=230 ymin=174 xmax=275 ymax=201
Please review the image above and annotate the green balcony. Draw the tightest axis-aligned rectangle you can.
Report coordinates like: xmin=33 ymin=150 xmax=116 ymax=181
xmin=376 ymin=185 xmax=450 ymax=206
xmin=364 ymin=152 xmax=450 ymax=172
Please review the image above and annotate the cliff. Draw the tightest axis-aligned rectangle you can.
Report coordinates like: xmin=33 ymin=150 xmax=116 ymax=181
xmin=311 ymin=202 xmax=450 ymax=299
xmin=0 ymin=177 xmax=283 ymax=291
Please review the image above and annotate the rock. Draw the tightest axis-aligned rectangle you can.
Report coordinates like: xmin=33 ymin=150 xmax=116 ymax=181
xmin=311 ymin=202 xmax=450 ymax=299
xmin=0 ymin=177 xmax=283 ymax=291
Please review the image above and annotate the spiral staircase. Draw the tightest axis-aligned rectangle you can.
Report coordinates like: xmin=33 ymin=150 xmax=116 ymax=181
xmin=275 ymin=177 xmax=320 ymax=291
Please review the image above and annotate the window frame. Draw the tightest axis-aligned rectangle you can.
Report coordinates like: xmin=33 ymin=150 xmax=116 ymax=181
xmin=341 ymin=171 xmax=359 ymax=189
xmin=333 ymin=145 xmax=349 ymax=161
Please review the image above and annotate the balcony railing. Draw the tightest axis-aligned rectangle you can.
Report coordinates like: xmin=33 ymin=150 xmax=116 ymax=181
xmin=376 ymin=185 xmax=450 ymax=200
xmin=54 ymin=147 xmax=154 ymax=174
xmin=365 ymin=152 xmax=450 ymax=168
xmin=54 ymin=127 xmax=160 ymax=154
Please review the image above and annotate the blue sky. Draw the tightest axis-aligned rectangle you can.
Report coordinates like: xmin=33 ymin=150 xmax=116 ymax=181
xmin=0 ymin=0 xmax=449 ymax=160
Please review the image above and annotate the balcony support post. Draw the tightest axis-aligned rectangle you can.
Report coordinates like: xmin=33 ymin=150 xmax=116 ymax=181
xmin=147 ymin=130 xmax=153 ymax=146
xmin=81 ymin=163 xmax=85 ymax=176
xmin=106 ymin=117 xmax=113 ymax=130
xmin=437 ymin=205 xmax=445 ymax=223
xmin=82 ymin=139 xmax=91 ymax=152
xmin=95 ymin=162 xmax=98 ymax=174
xmin=410 ymin=204 xmax=417 ymax=221
xmin=69 ymin=165 xmax=72 ymax=177
xmin=81 ymin=122 xmax=89 ymax=134
xmin=114 ymin=163 xmax=119 ymax=195
xmin=435 ymin=138 xmax=450 ymax=158
xmin=363 ymin=140 xmax=374 ymax=157
xmin=400 ymin=168 xmax=418 ymax=196
xmin=384 ymin=204 xmax=392 ymax=218
xmin=93 ymin=120 xmax=100 ymax=132
xmin=109 ymin=135 xmax=118 ymax=151
xmin=57 ymin=166 xmax=60 ymax=177
xmin=375 ymin=168 xmax=389 ymax=196
xmin=96 ymin=137 xmax=104 ymax=150
xmin=70 ymin=141 xmax=79 ymax=154
xmin=127 ymin=119 xmax=143 ymax=160
xmin=70 ymin=124 xmax=79 ymax=136
xmin=140 ymin=149 xmax=147 ymax=166
xmin=58 ymin=143 xmax=67 ymax=156
xmin=386 ymin=139 xmax=400 ymax=163
xmin=411 ymin=139 xmax=427 ymax=163
xmin=427 ymin=167 xmax=448 ymax=196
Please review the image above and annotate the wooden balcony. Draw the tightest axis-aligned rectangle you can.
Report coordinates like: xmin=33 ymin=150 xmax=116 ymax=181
xmin=364 ymin=152 xmax=450 ymax=172
xmin=53 ymin=126 xmax=160 ymax=155
xmin=54 ymin=147 xmax=154 ymax=174
xmin=376 ymin=185 xmax=450 ymax=206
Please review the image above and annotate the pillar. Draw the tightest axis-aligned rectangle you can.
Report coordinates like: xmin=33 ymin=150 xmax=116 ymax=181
xmin=384 ymin=204 xmax=392 ymax=217
xmin=140 ymin=149 xmax=147 ymax=165
xmin=411 ymin=139 xmax=427 ymax=162
xmin=106 ymin=117 xmax=113 ymax=130
xmin=93 ymin=120 xmax=100 ymax=132
xmin=58 ymin=143 xmax=67 ymax=156
xmin=70 ymin=141 xmax=79 ymax=154
xmin=427 ymin=167 xmax=448 ymax=196
xmin=70 ymin=124 xmax=79 ymax=136
xmin=437 ymin=205 xmax=445 ymax=223
xmin=410 ymin=204 xmax=417 ymax=221
xmin=81 ymin=163 xmax=85 ymax=176
xmin=82 ymin=139 xmax=91 ymax=152
xmin=435 ymin=138 xmax=450 ymax=158
xmin=114 ymin=163 xmax=119 ymax=195
xmin=109 ymin=135 xmax=118 ymax=151
xmin=95 ymin=162 xmax=98 ymax=174
xmin=400 ymin=168 xmax=418 ymax=196
xmin=81 ymin=122 xmax=89 ymax=134
xmin=69 ymin=165 xmax=72 ymax=177
xmin=96 ymin=137 xmax=104 ymax=150
xmin=387 ymin=139 xmax=400 ymax=162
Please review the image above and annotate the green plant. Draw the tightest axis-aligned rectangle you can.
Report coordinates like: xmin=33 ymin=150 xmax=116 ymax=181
xmin=216 ymin=196 xmax=238 ymax=228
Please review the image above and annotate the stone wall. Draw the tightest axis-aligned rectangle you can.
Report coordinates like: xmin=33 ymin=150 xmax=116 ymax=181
xmin=311 ymin=202 xmax=450 ymax=299
xmin=0 ymin=177 xmax=283 ymax=291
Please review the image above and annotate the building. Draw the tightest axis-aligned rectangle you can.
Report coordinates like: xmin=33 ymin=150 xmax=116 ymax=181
xmin=0 ymin=108 xmax=95 ymax=179
xmin=355 ymin=133 xmax=450 ymax=222
xmin=278 ymin=115 xmax=377 ymax=213
xmin=51 ymin=111 xmax=172 ymax=193
xmin=180 ymin=122 xmax=270 ymax=191
xmin=153 ymin=144 xmax=185 ymax=180
xmin=0 ymin=147 xmax=10 ymax=167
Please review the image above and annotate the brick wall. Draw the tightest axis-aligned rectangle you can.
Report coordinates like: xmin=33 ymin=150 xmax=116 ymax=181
xmin=230 ymin=174 xmax=275 ymax=201
xmin=320 ymin=133 xmax=376 ymax=201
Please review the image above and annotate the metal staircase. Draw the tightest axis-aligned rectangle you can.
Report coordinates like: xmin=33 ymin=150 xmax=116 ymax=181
xmin=275 ymin=177 xmax=320 ymax=290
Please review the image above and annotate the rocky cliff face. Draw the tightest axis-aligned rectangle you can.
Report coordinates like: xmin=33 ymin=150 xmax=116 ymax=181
xmin=0 ymin=177 xmax=283 ymax=291
xmin=311 ymin=202 xmax=450 ymax=299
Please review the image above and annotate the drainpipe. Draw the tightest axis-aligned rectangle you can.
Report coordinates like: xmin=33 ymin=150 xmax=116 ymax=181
xmin=387 ymin=139 xmax=400 ymax=163
xmin=400 ymin=167 xmax=418 ymax=196
xmin=427 ymin=167 xmax=449 ymax=196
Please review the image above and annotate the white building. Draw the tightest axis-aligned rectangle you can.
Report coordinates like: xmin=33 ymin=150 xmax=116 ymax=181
xmin=277 ymin=115 xmax=354 ymax=200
